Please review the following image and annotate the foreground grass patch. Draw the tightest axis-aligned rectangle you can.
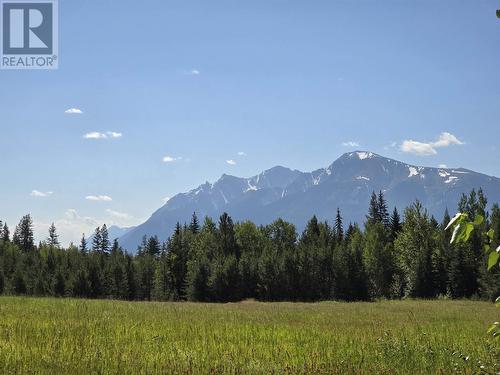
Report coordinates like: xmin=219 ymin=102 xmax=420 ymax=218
xmin=0 ymin=297 xmax=498 ymax=374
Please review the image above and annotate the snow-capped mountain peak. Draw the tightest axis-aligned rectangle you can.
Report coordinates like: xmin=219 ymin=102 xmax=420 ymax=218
xmin=118 ymin=152 xmax=500 ymax=251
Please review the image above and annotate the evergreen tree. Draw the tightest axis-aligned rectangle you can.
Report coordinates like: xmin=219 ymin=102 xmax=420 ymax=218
xmin=166 ymin=224 xmax=188 ymax=300
xmin=100 ymin=224 xmax=110 ymax=254
xmin=72 ymin=269 xmax=90 ymax=298
xmin=189 ymin=212 xmax=200 ymax=234
xmin=2 ymin=223 xmax=9 ymax=242
xmin=367 ymin=191 xmax=381 ymax=224
xmin=301 ymin=215 xmax=321 ymax=246
xmin=14 ymin=214 xmax=34 ymax=252
xmin=185 ymin=256 xmax=210 ymax=301
xmin=145 ymin=236 xmax=161 ymax=256
xmin=218 ymin=213 xmax=238 ymax=257
xmin=111 ymin=238 xmax=120 ymax=255
xmin=335 ymin=208 xmax=343 ymax=244
xmin=47 ymin=222 xmax=60 ymax=248
xmin=80 ymin=234 xmax=87 ymax=253
xmin=363 ymin=221 xmax=394 ymax=298
xmin=92 ymin=227 xmax=102 ymax=252
xmin=13 ymin=269 xmax=27 ymax=294
xmin=124 ymin=255 xmax=137 ymax=300
xmin=54 ymin=271 xmax=65 ymax=296
xmin=389 ymin=207 xmax=402 ymax=242
xmin=378 ymin=191 xmax=390 ymax=228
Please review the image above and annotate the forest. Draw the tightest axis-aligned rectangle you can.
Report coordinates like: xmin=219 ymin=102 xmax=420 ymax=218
xmin=0 ymin=188 xmax=499 ymax=302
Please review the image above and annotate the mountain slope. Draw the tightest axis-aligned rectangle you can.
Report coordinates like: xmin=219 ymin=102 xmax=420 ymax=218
xmin=119 ymin=151 xmax=500 ymax=251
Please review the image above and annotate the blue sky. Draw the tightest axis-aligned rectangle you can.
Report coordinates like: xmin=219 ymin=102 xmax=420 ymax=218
xmin=1 ymin=0 xmax=499 ymax=244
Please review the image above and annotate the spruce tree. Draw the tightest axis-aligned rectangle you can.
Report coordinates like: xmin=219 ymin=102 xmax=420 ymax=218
xmin=335 ymin=208 xmax=343 ymax=244
xmin=389 ymin=207 xmax=402 ymax=241
xmin=2 ymin=223 xmax=9 ymax=242
xmin=367 ymin=191 xmax=380 ymax=223
xmin=54 ymin=271 xmax=65 ymax=296
xmin=378 ymin=191 xmax=390 ymax=228
xmin=218 ymin=213 xmax=238 ymax=257
xmin=189 ymin=212 xmax=200 ymax=234
xmin=14 ymin=214 xmax=34 ymax=252
xmin=80 ymin=234 xmax=87 ymax=253
xmin=47 ymin=222 xmax=60 ymax=248
xmin=111 ymin=238 xmax=120 ymax=255
xmin=301 ymin=215 xmax=321 ymax=246
xmin=100 ymin=224 xmax=110 ymax=254
xmin=146 ymin=236 xmax=160 ymax=256
xmin=92 ymin=227 xmax=102 ymax=252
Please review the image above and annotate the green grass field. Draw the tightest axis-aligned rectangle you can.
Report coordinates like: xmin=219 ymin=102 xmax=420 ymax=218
xmin=0 ymin=298 xmax=498 ymax=374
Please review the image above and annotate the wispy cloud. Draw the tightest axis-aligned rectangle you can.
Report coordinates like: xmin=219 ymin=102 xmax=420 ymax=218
xmin=162 ymin=155 xmax=182 ymax=163
xmin=107 ymin=131 xmax=122 ymax=138
xmin=31 ymin=190 xmax=53 ymax=197
xmin=400 ymin=132 xmax=464 ymax=156
xmin=105 ymin=209 xmax=132 ymax=220
xmin=85 ymin=195 xmax=112 ymax=202
xmin=341 ymin=141 xmax=360 ymax=147
xmin=237 ymin=151 xmax=247 ymax=156
xmin=83 ymin=131 xmax=122 ymax=140
xmin=84 ymin=132 xmax=106 ymax=139
xmin=185 ymin=69 xmax=200 ymax=76
xmin=226 ymin=159 xmax=236 ymax=165
xmin=65 ymin=108 xmax=83 ymax=114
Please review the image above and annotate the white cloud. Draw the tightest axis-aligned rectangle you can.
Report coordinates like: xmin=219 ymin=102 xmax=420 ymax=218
xmin=226 ymin=159 xmax=237 ymax=165
xmin=84 ymin=132 xmax=106 ymax=139
xmin=342 ymin=141 xmax=360 ymax=147
xmin=237 ymin=151 xmax=247 ymax=156
xmin=162 ymin=155 xmax=182 ymax=163
xmin=432 ymin=132 xmax=464 ymax=148
xmin=400 ymin=132 xmax=464 ymax=156
xmin=400 ymin=140 xmax=437 ymax=156
xmin=31 ymin=190 xmax=53 ymax=197
xmin=105 ymin=209 xmax=132 ymax=220
xmin=186 ymin=69 xmax=200 ymax=76
xmin=65 ymin=108 xmax=83 ymax=114
xmin=85 ymin=195 xmax=112 ymax=202
xmin=107 ymin=131 xmax=122 ymax=138
xmin=83 ymin=131 xmax=122 ymax=140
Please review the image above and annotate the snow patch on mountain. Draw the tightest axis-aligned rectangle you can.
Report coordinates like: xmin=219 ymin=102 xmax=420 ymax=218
xmin=245 ymin=180 xmax=258 ymax=192
xmin=356 ymin=151 xmax=374 ymax=160
xmin=408 ymin=167 xmax=419 ymax=177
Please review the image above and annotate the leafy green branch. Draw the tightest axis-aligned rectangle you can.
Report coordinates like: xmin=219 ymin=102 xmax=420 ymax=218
xmin=447 ymin=213 xmax=500 ymax=339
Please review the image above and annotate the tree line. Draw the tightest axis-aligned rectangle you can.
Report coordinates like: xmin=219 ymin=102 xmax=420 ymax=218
xmin=0 ymin=188 xmax=499 ymax=302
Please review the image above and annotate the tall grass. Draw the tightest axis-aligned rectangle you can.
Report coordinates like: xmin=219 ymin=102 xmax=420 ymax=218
xmin=0 ymin=297 xmax=497 ymax=374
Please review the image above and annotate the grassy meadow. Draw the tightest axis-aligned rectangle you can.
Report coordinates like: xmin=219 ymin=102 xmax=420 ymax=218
xmin=0 ymin=297 xmax=498 ymax=374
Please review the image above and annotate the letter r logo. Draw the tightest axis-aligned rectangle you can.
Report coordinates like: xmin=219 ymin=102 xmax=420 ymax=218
xmin=2 ymin=2 xmax=53 ymax=54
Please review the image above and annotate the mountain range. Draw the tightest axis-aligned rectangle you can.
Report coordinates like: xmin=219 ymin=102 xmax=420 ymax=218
xmin=118 ymin=151 xmax=500 ymax=251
